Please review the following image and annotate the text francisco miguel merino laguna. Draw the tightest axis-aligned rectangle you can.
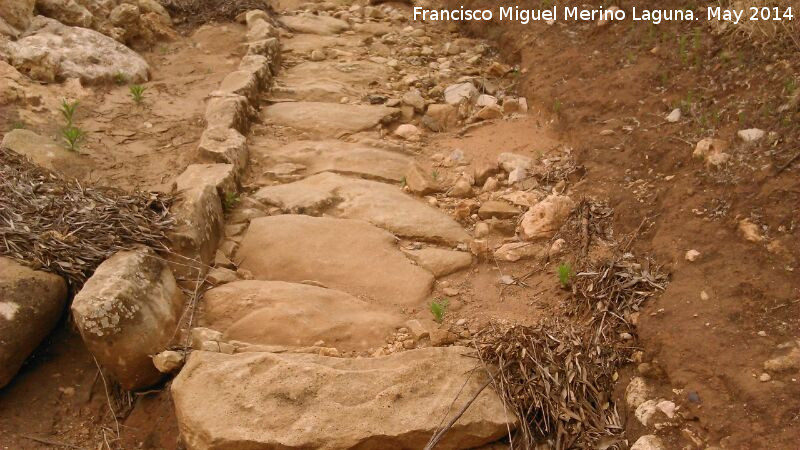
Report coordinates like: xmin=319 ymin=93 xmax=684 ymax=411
xmin=413 ymin=5 xmax=795 ymax=24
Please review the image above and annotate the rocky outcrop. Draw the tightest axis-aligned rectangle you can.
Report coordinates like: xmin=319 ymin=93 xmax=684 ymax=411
xmin=202 ymin=280 xmax=403 ymax=351
xmin=0 ymin=257 xmax=68 ymax=388
xmin=172 ymin=347 xmax=515 ymax=449
xmin=71 ymin=248 xmax=185 ymax=390
xmin=1 ymin=16 xmax=149 ymax=84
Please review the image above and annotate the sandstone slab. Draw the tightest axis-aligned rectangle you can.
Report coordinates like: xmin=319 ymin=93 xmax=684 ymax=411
xmin=254 ymin=172 xmax=469 ymax=244
xmin=175 ymin=163 xmax=236 ymax=199
xmin=71 ymin=248 xmax=185 ymax=390
xmin=279 ymin=13 xmax=349 ymax=35
xmin=237 ymin=215 xmax=433 ymax=307
xmin=402 ymin=248 xmax=472 ymax=277
xmin=2 ymin=16 xmax=149 ymax=83
xmin=0 ymin=257 xmax=67 ymax=388
xmin=259 ymin=139 xmax=412 ymax=182
xmin=263 ymin=102 xmax=398 ymax=137
xmin=202 ymin=280 xmax=403 ymax=350
xmin=172 ymin=347 xmax=513 ymax=449
xmin=168 ymin=185 xmax=224 ymax=277
xmin=196 ymin=127 xmax=248 ymax=176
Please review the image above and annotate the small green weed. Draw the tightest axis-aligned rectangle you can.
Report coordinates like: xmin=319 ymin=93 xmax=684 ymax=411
xmin=61 ymin=126 xmax=84 ymax=151
xmin=557 ymin=262 xmax=574 ymax=288
xmin=222 ymin=192 xmax=240 ymax=211
xmin=10 ymin=121 xmax=26 ymax=130
xmin=129 ymin=85 xmax=146 ymax=105
xmin=60 ymin=99 xmax=79 ymax=127
xmin=430 ymin=298 xmax=449 ymax=323
xmin=431 ymin=169 xmax=440 ymax=181
xmin=114 ymin=72 xmax=128 ymax=85
xmin=553 ymin=98 xmax=562 ymax=114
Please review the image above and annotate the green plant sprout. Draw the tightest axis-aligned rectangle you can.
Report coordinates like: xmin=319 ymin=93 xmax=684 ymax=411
xmin=129 ymin=85 xmax=146 ymax=105
xmin=61 ymin=126 xmax=84 ymax=151
xmin=60 ymin=99 xmax=79 ymax=127
xmin=222 ymin=192 xmax=240 ymax=211
xmin=557 ymin=262 xmax=574 ymax=288
xmin=430 ymin=298 xmax=449 ymax=323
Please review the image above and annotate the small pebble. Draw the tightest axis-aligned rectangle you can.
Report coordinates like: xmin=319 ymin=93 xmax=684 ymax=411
xmin=759 ymin=373 xmax=771 ymax=382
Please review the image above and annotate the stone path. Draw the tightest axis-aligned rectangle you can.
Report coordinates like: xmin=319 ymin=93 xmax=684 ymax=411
xmin=169 ymin=4 xmax=526 ymax=448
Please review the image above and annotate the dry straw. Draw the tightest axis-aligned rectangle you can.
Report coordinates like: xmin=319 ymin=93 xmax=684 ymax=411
xmin=0 ymin=147 xmax=175 ymax=288
xmin=473 ymin=259 xmax=668 ymax=449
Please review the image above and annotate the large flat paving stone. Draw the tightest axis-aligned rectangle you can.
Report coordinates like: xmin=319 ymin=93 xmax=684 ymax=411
xmin=279 ymin=13 xmax=350 ymax=35
xmin=254 ymin=172 xmax=470 ymax=244
xmin=263 ymin=102 xmax=398 ymax=137
xmin=202 ymin=280 xmax=403 ymax=351
xmin=236 ymin=215 xmax=433 ymax=307
xmin=273 ymin=60 xmax=390 ymax=102
xmin=257 ymin=139 xmax=412 ymax=182
xmin=282 ymin=34 xmax=361 ymax=53
xmin=171 ymin=347 xmax=514 ymax=449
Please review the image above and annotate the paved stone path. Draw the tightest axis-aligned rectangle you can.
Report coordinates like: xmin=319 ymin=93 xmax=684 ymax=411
xmin=171 ymin=4 xmax=521 ymax=448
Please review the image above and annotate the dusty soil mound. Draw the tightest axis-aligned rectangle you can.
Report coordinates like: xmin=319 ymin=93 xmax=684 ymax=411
xmin=0 ymin=147 xmax=174 ymax=287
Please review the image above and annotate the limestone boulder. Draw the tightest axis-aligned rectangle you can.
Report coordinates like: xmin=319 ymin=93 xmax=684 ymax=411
xmin=202 ymin=280 xmax=403 ymax=351
xmin=254 ymin=172 xmax=470 ymax=244
xmin=71 ymin=248 xmax=185 ymax=390
xmin=263 ymin=102 xmax=398 ymax=137
xmin=2 ymin=129 xmax=87 ymax=180
xmin=0 ymin=0 xmax=35 ymax=37
xmin=423 ymin=103 xmax=458 ymax=132
xmin=0 ymin=257 xmax=67 ymax=388
xmin=517 ymin=194 xmax=575 ymax=241
xmin=35 ymin=0 xmax=94 ymax=28
xmin=279 ymin=13 xmax=350 ymax=35
xmin=237 ymin=215 xmax=434 ymax=307
xmin=497 ymin=152 xmax=533 ymax=172
xmin=2 ymin=16 xmax=149 ymax=84
xmin=258 ymin=140 xmax=412 ymax=182
xmin=444 ymin=82 xmax=477 ymax=105
xmin=172 ymin=347 xmax=514 ymax=449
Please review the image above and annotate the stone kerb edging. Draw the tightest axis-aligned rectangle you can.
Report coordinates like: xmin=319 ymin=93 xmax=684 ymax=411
xmin=67 ymin=11 xmax=281 ymax=392
xmin=168 ymin=10 xmax=280 ymax=279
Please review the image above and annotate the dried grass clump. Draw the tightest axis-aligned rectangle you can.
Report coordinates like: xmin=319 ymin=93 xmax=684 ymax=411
xmin=714 ymin=0 xmax=800 ymax=49
xmin=474 ymin=259 xmax=668 ymax=449
xmin=160 ymin=0 xmax=273 ymax=23
xmin=0 ymin=147 xmax=174 ymax=288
